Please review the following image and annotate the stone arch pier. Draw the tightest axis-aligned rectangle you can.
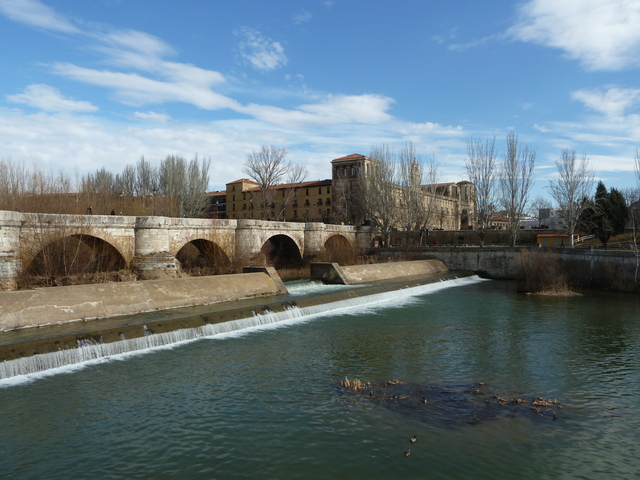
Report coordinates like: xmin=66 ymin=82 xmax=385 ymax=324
xmin=0 ymin=210 xmax=372 ymax=289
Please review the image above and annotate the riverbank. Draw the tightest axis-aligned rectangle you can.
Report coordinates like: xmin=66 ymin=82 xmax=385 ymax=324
xmin=0 ymin=267 xmax=287 ymax=331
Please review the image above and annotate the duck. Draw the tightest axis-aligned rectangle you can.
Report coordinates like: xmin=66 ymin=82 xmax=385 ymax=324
xmin=410 ymin=436 xmax=418 ymax=443
xmin=404 ymin=449 xmax=411 ymax=457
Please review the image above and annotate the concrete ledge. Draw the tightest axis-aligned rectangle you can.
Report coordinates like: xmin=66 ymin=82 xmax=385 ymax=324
xmin=0 ymin=270 xmax=473 ymax=364
xmin=311 ymin=259 xmax=449 ymax=284
xmin=242 ymin=266 xmax=288 ymax=295
xmin=0 ymin=272 xmax=287 ymax=331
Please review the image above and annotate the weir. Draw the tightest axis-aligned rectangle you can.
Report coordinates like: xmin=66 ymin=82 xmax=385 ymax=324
xmin=0 ymin=273 xmax=480 ymax=382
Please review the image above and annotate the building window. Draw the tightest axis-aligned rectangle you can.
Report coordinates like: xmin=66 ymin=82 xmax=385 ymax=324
xmin=351 ymin=166 xmax=355 ymax=175
xmin=327 ymin=187 xmax=331 ymax=194
xmin=343 ymin=167 xmax=347 ymax=176
xmin=317 ymin=198 xmax=323 ymax=206
xmin=232 ymin=194 xmax=235 ymax=201
xmin=326 ymin=198 xmax=331 ymax=205
xmin=305 ymin=199 xmax=310 ymax=206
xmin=318 ymin=187 xmax=322 ymax=194
xmin=306 ymin=188 xmax=309 ymax=195
xmin=242 ymin=204 xmax=246 ymax=210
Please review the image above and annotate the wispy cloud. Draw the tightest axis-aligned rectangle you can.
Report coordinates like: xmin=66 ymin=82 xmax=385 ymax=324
xmin=448 ymin=34 xmax=498 ymax=52
xmin=6 ymin=84 xmax=97 ymax=112
xmin=572 ymin=87 xmax=640 ymax=119
xmin=0 ymin=0 xmax=78 ymax=33
xmin=240 ymin=94 xmax=395 ymax=128
xmin=293 ymin=10 xmax=312 ymax=25
xmin=508 ymin=0 xmax=640 ymax=71
xmin=236 ymin=27 xmax=287 ymax=72
xmin=132 ymin=111 xmax=170 ymax=123
xmin=50 ymin=62 xmax=240 ymax=110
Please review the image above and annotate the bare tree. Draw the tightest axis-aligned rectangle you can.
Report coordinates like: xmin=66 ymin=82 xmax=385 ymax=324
xmin=135 ymin=156 xmax=158 ymax=210
xmin=500 ymin=133 xmax=536 ymax=247
xmin=398 ymin=142 xmax=423 ymax=247
xmin=274 ymin=162 xmax=307 ymax=221
xmin=182 ymin=156 xmax=212 ymax=218
xmin=359 ymin=144 xmax=399 ymax=246
xmin=158 ymin=155 xmax=187 ymax=217
xmin=243 ymin=145 xmax=294 ymax=220
xmin=466 ymin=136 xmax=497 ymax=246
xmin=332 ymin=176 xmax=353 ymax=224
xmin=417 ymin=154 xmax=441 ymax=244
xmin=548 ymin=149 xmax=594 ymax=247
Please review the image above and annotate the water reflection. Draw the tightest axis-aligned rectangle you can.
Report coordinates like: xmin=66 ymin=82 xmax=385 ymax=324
xmin=0 ymin=280 xmax=638 ymax=479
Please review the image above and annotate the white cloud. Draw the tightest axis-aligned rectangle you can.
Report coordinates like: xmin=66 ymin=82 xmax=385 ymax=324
xmin=236 ymin=27 xmax=287 ymax=71
xmin=95 ymin=28 xmax=175 ymax=58
xmin=509 ymin=0 xmax=640 ymax=70
xmin=572 ymin=87 xmax=640 ymax=118
xmin=0 ymin=0 xmax=79 ymax=33
xmin=132 ymin=111 xmax=170 ymax=123
xmin=533 ymin=123 xmax=551 ymax=133
xmin=6 ymin=84 xmax=98 ymax=112
xmin=588 ymin=154 xmax=637 ymax=173
xmin=240 ymin=94 xmax=395 ymax=128
xmin=50 ymin=62 xmax=240 ymax=111
xmin=448 ymin=34 xmax=498 ymax=52
xmin=293 ymin=10 xmax=312 ymax=25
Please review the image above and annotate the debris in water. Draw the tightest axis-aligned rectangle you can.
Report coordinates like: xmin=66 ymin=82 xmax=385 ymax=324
xmin=337 ymin=379 xmax=564 ymax=426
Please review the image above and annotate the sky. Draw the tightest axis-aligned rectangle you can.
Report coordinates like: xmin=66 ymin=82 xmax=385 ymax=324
xmin=1 ymin=0 xmax=640 ymax=198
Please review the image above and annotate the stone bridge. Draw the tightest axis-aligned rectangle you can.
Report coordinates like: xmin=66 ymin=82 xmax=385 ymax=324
xmin=0 ymin=210 xmax=372 ymax=289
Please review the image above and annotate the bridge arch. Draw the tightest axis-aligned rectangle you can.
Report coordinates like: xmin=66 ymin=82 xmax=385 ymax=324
xmin=23 ymin=233 xmax=127 ymax=286
xmin=175 ymin=238 xmax=232 ymax=275
xmin=260 ymin=234 xmax=303 ymax=268
xmin=323 ymin=234 xmax=355 ymax=265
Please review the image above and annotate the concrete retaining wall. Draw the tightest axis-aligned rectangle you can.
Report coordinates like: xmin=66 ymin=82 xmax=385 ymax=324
xmin=0 ymin=271 xmax=288 ymax=331
xmin=311 ymin=259 xmax=449 ymax=284
xmin=375 ymin=247 xmax=640 ymax=292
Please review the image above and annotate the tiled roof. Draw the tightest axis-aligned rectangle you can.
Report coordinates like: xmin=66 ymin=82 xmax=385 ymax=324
xmin=244 ymin=179 xmax=332 ymax=192
xmin=205 ymin=190 xmax=226 ymax=197
xmin=331 ymin=153 xmax=366 ymax=162
xmin=226 ymin=178 xmax=255 ymax=185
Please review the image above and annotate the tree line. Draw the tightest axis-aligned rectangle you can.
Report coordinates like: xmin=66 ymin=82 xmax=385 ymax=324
xmin=0 ymin=155 xmax=211 ymax=217
xmin=467 ymin=135 xmax=640 ymax=249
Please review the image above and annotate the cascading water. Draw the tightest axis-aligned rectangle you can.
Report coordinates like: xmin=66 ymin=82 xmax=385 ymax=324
xmin=0 ymin=276 xmax=484 ymax=384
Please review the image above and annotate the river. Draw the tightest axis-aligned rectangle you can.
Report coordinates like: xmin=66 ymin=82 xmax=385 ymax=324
xmin=1 ymin=278 xmax=639 ymax=479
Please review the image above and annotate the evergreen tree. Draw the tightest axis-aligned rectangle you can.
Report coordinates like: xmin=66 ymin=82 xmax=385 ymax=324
xmin=579 ymin=182 xmax=628 ymax=247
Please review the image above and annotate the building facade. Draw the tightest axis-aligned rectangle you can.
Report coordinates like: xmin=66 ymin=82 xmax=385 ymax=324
xmin=217 ymin=153 xmax=475 ymax=231
xmin=330 ymin=153 xmax=476 ymax=230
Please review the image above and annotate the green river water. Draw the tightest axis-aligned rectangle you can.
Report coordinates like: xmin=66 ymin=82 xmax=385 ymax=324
xmin=0 ymin=277 xmax=639 ymax=479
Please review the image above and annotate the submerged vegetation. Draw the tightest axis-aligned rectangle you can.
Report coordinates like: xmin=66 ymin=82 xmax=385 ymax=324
xmin=337 ymin=378 xmax=564 ymax=425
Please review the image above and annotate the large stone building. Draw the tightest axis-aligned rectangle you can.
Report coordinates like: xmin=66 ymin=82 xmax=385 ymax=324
xmin=215 ymin=153 xmax=475 ymax=231
xmin=221 ymin=178 xmax=333 ymax=222
xmin=330 ymin=153 xmax=475 ymax=230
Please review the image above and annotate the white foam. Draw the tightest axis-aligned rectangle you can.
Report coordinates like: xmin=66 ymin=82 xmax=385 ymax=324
xmin=0 ymin=275 xmax=486 ymax=386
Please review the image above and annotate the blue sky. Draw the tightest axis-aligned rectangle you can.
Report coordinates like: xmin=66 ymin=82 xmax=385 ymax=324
xmin=1 ymin=0 xmax=640 ymax=198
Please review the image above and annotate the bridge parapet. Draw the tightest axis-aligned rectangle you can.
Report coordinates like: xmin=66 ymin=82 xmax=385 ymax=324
xmin=0 ymin=210 xmax=374 ymax=289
